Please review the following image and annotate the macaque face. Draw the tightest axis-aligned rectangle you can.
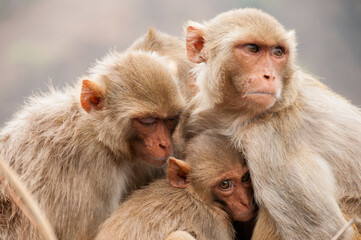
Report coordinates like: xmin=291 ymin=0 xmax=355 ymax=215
xmin=211 ymin=164 xmax=255 ymax=222
xmin=130 ymin=115 xmax=179 ymax=166
xmin=231 ymin=41 xmax=289 ymax=111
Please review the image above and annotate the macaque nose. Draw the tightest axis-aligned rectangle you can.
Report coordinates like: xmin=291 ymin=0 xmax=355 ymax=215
xmin=263 ymin=74 xmax=276 ymax=81
xmin=159 ymin=142 xmax=168 ymax=149
xmin=158 ymin=139 xmax=172 ymax=154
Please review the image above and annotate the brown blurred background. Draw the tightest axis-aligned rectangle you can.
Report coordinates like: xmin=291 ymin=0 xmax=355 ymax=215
xmin=0 ymin=0 xmax=360 ymax=125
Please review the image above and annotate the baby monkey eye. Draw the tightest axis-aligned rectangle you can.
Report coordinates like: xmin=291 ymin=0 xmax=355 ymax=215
xmin=245 ymin=44 xmax=259 ymax=53
xmin=218 ymin=180 xmax=233 ymax=190
xmin=272 ymin=46 xmax=285 ymax=57
xmin=242 ymin=171 xmax=251 ymax=183
xmin=138 ymin=117 xmax=156 ymax=125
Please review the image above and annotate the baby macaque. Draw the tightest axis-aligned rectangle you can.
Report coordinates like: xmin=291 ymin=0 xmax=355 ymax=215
xmin=95 ymin=132 xmax=255 ymax=240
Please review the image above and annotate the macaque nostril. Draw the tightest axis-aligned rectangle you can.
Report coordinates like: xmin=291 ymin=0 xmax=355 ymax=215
xmin=264 ymin=74 xmax=270 ymax=80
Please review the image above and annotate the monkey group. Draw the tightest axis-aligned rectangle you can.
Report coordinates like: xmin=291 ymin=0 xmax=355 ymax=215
xmin=0 ymin=8 xmax=360 ymax=240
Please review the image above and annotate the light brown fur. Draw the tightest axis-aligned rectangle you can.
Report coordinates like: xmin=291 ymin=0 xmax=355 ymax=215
xmin=128 ymin=27 xmax=198 ymax=159
xmin=129 ymin=27 xmax=197 ymax=101
xmin=95 ymin=132 xmax=251 ymax=240
xmin=0 ymin=49 xmax=184 ymax=239
xmin=181 ymin=8 xmax=361 ymax=240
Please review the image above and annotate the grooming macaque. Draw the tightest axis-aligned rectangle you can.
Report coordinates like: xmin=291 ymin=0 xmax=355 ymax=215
xmin=95 ymin=133 xmax=256 ymax=240
xmin=0 ymin=49 xmax=184 ymax=239
xmin=129 ymin=27 xmax=197 ymax=101
xmin=181 ymin=8 xmax=361 ymax=239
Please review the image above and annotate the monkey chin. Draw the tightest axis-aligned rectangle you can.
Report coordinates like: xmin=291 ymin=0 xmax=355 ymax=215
xmin=142 ymin=156 xmax=169 ymax=167
xmin=232 ymin=207 xmax=256 ymax=222
xmin=244 ymin=92 xmax=277 ymax=111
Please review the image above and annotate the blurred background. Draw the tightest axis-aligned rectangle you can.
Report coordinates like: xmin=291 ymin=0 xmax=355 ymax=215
xmin=0 ymin=0 xmax=360 ymax=125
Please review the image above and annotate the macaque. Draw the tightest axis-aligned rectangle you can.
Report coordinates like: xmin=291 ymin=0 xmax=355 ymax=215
xmin=180 ymin=8 xmax=361 ymax=240
xmin=129 ymin=27 xmax=197 ymax=101
xmin=95 ymin=132 xmax=256 ymax=240
xmin=129 ymin=27 xmax=197 ymax=158
xmin=0 ymin=48 xmax=185 ymax=239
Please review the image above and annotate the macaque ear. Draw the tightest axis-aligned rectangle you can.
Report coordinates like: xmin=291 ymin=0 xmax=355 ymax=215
xmin=186 ymin=24 xmax=206 ymax=63
xmin=145 ymin=27 xmax=157 ymax=42
xmin=168 ymin=157 xmax=191 ymax=189
xmin=80 ymin=80 xmax=105 ymax=113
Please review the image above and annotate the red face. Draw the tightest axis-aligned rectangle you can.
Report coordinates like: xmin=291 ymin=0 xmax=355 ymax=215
xmin=232 ymin=42 xmax=288 ymax=112
xmin=130 ymin=115 xmax=179 ymax=167
xmin=211 ymin=165 xmax=255 ymax=222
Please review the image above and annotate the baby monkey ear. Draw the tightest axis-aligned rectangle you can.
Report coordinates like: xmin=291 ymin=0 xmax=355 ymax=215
xmin=168 ymin=157 xmax=191 ymax=189
xmin=80 ymin=80 xmax=105 ymax=113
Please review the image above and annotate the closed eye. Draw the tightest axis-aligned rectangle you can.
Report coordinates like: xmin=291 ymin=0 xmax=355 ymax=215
xmin=137 ymin=117 xmax=156 ymax=125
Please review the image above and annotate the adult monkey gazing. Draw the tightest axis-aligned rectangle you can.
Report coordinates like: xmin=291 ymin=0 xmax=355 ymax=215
xmin=181 ymin=8 xmax=361 ymax=240
xmin=0 ymin=49 xmax=184 ymax=239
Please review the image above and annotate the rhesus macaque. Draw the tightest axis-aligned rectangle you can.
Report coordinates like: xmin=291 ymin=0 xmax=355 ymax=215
xmin=0 ymin=48 xmax=185 ymax=239
xmin=180 ymin=8 xmax=361 ymax=240
xmin=129 ymin=27 xmax=197 ymax=101
xmin=95 ymin=132 xmax=256 ymax=240
xmin=129 ymin=27 xmax=197 ymax=158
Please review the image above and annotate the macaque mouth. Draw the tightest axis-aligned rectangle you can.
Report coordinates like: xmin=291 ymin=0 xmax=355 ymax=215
xmin=156 ymin=156 xmax=170 ymax=162
xmin=233 ymin=205 xmax=256 ymax=221
xmin=238 ymin=206 xmax=255 ymax=217
xmin=146 ymin=156 xmax=169 ymax=167
xmin=244 ymin=91 xmax=277 ymax=97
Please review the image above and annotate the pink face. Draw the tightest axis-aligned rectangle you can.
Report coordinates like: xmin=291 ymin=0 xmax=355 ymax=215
xmin=232 ymin=42 xmax=288 ymax=112
xmin=211 ymin=164 xmax=255 ymax=222
xmin=130 ymin=115 xmax=179 ymax=166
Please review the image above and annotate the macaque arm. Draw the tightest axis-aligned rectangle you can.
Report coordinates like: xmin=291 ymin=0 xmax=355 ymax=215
xmin=251 ymin=151 xmax=350 ymax=239
xmin=251 ymin=207 xmax=281 ymax=240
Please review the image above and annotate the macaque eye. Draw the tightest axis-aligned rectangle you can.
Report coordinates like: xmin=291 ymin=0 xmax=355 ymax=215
xmin=241 ymin=171 xmax=251 ymax=183
xmin=138 ymin=117 xmax=157 ymax=125
xmin=245 ymin=44 xmax=259 ymax=53
xmin=218 ymin=180 xmax=233 ymax=190
xmin=166 ymin=115 xmax=180 ymax=124
xmin=272 ymin=46 xmax=285 ymax=57
xmin=165 ymin=114 xmax=180 ymax=129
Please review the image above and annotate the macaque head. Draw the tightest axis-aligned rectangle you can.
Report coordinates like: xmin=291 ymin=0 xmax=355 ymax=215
xmin=168 ymin=132 xmax=255 ymax=222
xmin=186 ymin=8 xmax=297 ymax=114
xmin=80 ymin=51 xmax=184 ymax=166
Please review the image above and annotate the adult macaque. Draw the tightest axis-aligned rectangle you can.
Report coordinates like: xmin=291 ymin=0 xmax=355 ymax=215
xmin=95 ymin=132 xmax=255 ymax=240
xmin=129 ymin=27 xmax=197 ymax=158
xmin=0 ymin=49 xmax=184 ymax=239
xmin=129 ymin=27 xmax=197 ymax=101
xmin=181 ymin=8 xmax=361 ymax=239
